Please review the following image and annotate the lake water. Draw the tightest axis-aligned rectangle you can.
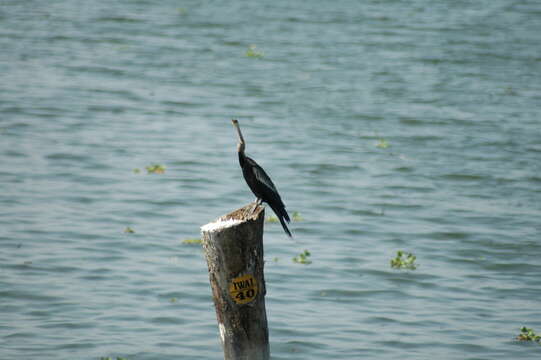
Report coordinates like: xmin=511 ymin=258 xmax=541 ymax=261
xmin=1 ymin=0 xmax=541 ymax=359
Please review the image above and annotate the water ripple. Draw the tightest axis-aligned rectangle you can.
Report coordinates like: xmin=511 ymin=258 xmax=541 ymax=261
xmin=2 ymin=1 xmax=541 ymax=359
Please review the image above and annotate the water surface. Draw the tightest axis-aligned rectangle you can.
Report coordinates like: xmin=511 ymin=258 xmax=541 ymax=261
xmin=1 ymin=1 xmax=541 ymax=359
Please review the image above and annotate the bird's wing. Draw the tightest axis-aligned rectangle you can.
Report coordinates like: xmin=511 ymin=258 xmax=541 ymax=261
xmin=251 ymin=164 xmax=278 ymax=194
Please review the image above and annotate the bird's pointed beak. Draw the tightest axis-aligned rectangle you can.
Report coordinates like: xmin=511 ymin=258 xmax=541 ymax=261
xmin=231 ymin=119 xmax=245 ymax=144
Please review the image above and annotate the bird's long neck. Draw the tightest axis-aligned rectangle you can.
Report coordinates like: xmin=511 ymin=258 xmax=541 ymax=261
xmin=238 ymin=148 xmax=247 ymax=166
xmin=237 ymin=135 xmax=246 ymax=159
xmin=238 ymin=141 xmax=245 ymax=154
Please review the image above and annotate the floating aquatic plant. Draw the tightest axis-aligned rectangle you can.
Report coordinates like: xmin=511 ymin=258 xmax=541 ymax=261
xmin=293 ymin=250 xmax=312 ymax=264
xmin=268 ymin=212 xmax=302 ymax=223
xmin=376 ymin=138 xmax=389 ymax=149
xmin=517 ymin=327 xmax=541 ymax=343
xmin=292 ymin=211 xmax=303 ymax=221
xmin=266 ymin=215 xmax=279 ymax=223
xmin=124 ymin=227 xmax=135 ymax=234
xmin=246 ymin=45 xmax=264 ymax=58
xmin=390 ymin=250 xmax=417 ymax=270
xmin=182 ymin=238 xmax=202 ymax=245
xmin=145 ymin=164 xmax=165 ymax=174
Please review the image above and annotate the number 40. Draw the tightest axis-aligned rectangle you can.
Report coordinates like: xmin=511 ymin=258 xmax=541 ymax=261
xmin=236 ymin=289 xmax=256 ymax=301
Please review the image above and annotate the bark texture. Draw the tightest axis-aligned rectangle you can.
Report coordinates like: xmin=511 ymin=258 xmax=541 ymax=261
xmin=201 ymin=203 xmax=269 ymax=360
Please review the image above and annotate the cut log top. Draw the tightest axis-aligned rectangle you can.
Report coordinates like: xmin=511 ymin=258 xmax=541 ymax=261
xmin=200 ymin=203 xmax=264 ymax=234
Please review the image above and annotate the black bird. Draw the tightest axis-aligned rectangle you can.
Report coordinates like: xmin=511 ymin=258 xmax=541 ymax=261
xmin=232 ymin=119 xmax=292 ymax=237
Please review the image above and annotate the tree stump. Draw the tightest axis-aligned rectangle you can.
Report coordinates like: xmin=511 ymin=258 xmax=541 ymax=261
xmin=200 ymin=203 xmax=269 ymax=360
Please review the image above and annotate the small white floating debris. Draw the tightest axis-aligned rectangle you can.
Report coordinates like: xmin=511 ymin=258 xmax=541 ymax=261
xmin=201 ymin=218 xmax=242 ymax=233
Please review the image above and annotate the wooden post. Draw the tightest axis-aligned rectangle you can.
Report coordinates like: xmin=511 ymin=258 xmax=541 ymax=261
xmin=200 ymin=203 xmax=270 ymax=360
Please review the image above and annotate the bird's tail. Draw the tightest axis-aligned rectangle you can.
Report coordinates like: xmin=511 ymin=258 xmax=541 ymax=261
xmin=270 ymin=203 xmax=292 ymax=237
xmin=279 ymin=214 xmax=292 ymax=237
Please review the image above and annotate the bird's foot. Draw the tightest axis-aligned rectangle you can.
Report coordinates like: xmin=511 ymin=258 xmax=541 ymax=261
xmin=249 ymin=203 xmax=258 ymax=215
xmin=249 ymin=199 xmax=262 ymax=215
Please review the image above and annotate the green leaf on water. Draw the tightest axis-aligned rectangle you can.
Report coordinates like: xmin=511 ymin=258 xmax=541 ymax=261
xmin=517 ymin=326 xmax=541 ymax=343
xmin=146 ymin=164 xmax=165 ymax=174
xmin=292 ymin=211 xmax=303 ymax=221
xmin=268 ymin=212 xmax=302 ymax=223
xmin=182 ymin=238 xmax=202 ymax=245
xmin=266 ymin=215 xmax=279 ymax=223
xmin=293 ymin=250 xmax=312 ymax=264
xmin=246 ymin=45 xmax=264 ymax=58
xmin=376 ymin=138 xmax=389 ymax=149
xmin=390 ymin=250 xmax=417 ymax=270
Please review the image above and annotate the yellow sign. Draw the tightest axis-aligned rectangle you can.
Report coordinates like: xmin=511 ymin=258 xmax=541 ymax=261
xmin=229 ymin=274 xmax=258 ymax=305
